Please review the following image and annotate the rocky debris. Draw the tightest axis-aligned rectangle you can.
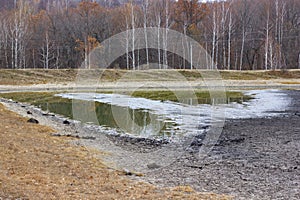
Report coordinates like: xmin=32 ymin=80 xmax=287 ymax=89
xmin=80 ymin=136 xmax=97 ymax=140
xmin=216 ymin=137 xmax=245 ymax=146
xmin=63 ymin=120 xmax=70 ymax=125
xmin=184 ymin=133 xmax=206 ymax=153
xmin=183 ymin=165 xmax=203 ymax=170
xmin=121 ymin=169 xmax=143 ymax=177
xmin=42 ymin=112 xmax=55 ymax=117
xmin=190 ymin=133 xmax=206 ymax=146
xmin=106 ymin=134 xmax=170 ymax=153
xmin=124 ymin=169 xmax=133 ymax=176
xmin=51 ymin=133 xmax=96 ymax=140
xmin=27 ymin=111 xmax=32 ymax=115
xmin=147 ymin=163 xmax=161 ymax=169
xmin=27 ymin=118 xmax=39 ymax=124
xmin=197 ymin=125 xmax=210 ymax=130
xmin=52 ymin=133 xmax=79 ymax=138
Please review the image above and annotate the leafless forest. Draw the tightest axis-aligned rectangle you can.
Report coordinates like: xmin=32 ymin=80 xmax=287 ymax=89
xmin=0 ymin=0 xmax=299 ymax=70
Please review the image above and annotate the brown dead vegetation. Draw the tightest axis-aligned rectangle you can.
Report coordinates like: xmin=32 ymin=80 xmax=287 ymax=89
xmin=0 ymin=103 xmax=231 ymax=200
xmin=1 ymin=69 xmax=300 ymax=85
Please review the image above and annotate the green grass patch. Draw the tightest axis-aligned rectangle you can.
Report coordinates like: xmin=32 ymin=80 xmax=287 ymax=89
xmin=132 ymin=90 xmax=253 ymax=104
xmin=0 ymin=90 xmax=253 ymax=106
xmin=0 ymin=92 xmax=70 ymax=104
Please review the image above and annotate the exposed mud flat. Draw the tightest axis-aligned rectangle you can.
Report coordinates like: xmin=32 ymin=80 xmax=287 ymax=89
xmin=133 ymin=90 xmax=300 ymax=200
xmin=1 ymin=90 xmax=299 ymax=199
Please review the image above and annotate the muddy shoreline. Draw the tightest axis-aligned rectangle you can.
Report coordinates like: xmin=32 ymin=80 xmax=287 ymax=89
xmin=136 ymin=90 xmax=299 ymax=200
xmin=1 ymin=90 xmax=299 ymax=199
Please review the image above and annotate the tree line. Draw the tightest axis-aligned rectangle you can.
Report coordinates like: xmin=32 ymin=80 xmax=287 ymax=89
xmin=0 ymin=0 xmax=299 ymax=70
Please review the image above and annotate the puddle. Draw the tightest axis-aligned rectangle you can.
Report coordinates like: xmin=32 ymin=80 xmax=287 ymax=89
xmin=50 ymin=89 xmax=291 ymax=138
xmin=36 ymin=99 xmax=176 ymax=137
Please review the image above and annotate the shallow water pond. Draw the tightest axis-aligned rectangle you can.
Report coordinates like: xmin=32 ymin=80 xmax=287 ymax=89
xmin=0 ymin=90 xmax=290 ymax=138
xmin=36 ymin=99 xmax=176 ymax=137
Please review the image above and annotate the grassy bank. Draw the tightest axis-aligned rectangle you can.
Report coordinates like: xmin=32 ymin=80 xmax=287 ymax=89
xmin=0 ymin=90 xmax=252 ymax=106
xmin=0 ymin=92 xmax=69 ymax=104
xmin=0 ymin=69 xmax=300 ymax=85
xmin=132 ymin=90 xmax=253 ymax=104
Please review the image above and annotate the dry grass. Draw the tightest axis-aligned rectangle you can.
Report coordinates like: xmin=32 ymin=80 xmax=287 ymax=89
xmin=280 ymin=81 xmax=300 ymax=85
xmin=1 ymin=69 xmax=300 ymax=85
xmin=0 ymin=103 xmax=231 ymax=200
xmin=0 ymin=69 xmax=76 ymax=85
xmin=219 ymin=70 xmax=300 ymax=80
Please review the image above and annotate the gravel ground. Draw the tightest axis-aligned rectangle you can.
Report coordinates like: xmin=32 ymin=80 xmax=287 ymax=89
xmin=135 ymin=90 xmax=300 ymax=200
xmin=1 ymin=90 xmax=299 ymax=200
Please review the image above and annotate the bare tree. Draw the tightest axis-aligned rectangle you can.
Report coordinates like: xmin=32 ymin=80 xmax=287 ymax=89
xmin=220 ymin=0 xmax=233 ymax=70
xmin=131 ymin=1 xmax=136 ymax=70
xmin=227 ymin=11 xmax=233 ymax=70
xmin=236 ymin=0 xmax=252 ymax=70
xmin=9 ymin=0 xmax=31 ymax=69
xmin=163 ymin=0 xmax=169 ymax=69
xmin=142 ymin=0 xmax=149 ymax=66
xmin=264 ymin=5 xmax=270 ymax=70
xmin=274 ymin=0 xmax=286 ymax=69
xmin=211 ymin=9 xmax=217 ymax=69
xmin=40 ymin=31 xmax=55 ymax=69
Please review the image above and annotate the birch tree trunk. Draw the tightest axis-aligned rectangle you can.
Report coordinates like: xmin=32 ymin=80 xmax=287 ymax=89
xmin=269 ymin=40 xmax=273 ymax=70
xmin=10 ymin=0 xmax=29 ymax=69
xmin=212 ymin=11 xmax=216 ymax=70
xmin=126 ymin=18 xmax=129 ymax=70
xmin=240 ymin=25 xmax=245 ymax=71
xmin=276 ymin=1 xmax=286 ymax=70
xmin=204 ymin=28 xmax=209 ymax=70
xmin=234 ymin=46 xmax=238 ymax=70
xmin=84 ymin=38 xmax=88 ymax=69
xmin=222 ymin=1 xmax=226 ymax=69
xmin=56 ymin=46 xmax=60 ymax=69
xmin=142 ymin=0 xmax=149 ymax=66
xmin=45 ymin=32 xmax=50 ymax=69
xmin=264 ymin=9 xmax=270 ymax=70
xmin=157 ymin=14 xmax=161 ymax=69
xmin=280 ymin=2 xmax=286 ymax=69
xmin=216 ymin=15 xmax=219 ymax=69
xmin=131 ymin=2 xmax=135 ymax=70
xmin=163 ymin=0 xmax=170 ymax=69
xmin=40 ymin=31 xmax=55 ymax=69
xmin=4 ymin=24 xmax=9 ymax=69
xmin=275 ymin=0 xmax=279 ymax=70
xmin=182 ymin=23 xmax=187 ymax=69
xmin=228 ymin=12 xmax=232 ymax=70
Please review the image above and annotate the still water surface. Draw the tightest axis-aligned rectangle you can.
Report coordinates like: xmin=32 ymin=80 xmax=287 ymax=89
xmin=35 ymin=90 xmax=290 ymax=138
